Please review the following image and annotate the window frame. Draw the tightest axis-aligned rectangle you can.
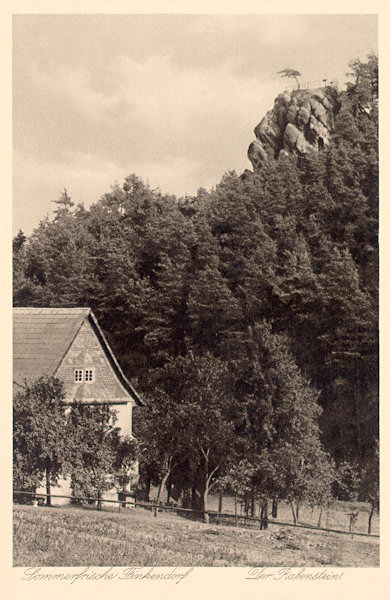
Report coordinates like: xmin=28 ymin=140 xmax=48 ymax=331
xmin=74 ymin=368 xmax=83 ymax=383
xmin=85 ymin=369 xmax=94 ymax=383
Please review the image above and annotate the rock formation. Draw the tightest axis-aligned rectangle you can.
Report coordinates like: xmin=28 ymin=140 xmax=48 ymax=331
xmin=247 ymin=87 xmax=338 ymax=171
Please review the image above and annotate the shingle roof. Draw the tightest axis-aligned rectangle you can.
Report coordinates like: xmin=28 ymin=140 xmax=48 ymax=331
xmin=13 ymin=307 xmax=143 ymax=405
xmin=13 ymin=308 xmax=89 ymax=384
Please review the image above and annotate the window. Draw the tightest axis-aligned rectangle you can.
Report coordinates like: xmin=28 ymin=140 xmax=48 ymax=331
xmin=74 ymin=369 xmax=83 ymax=382
xmin=74 ymin=368 xmax=94 ymax=383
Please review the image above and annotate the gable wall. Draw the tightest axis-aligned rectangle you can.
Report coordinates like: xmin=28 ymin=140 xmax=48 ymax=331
xmin=56 ymin=319 xmax=133 ymax=435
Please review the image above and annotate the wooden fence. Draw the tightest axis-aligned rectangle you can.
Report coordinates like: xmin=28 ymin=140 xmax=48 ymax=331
xmin=13 ymin=490 xmax=379 ymax=539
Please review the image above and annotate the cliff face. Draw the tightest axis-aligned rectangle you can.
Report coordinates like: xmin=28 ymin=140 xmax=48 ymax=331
xmin=247 ymin=87 xmax=339 ymax=171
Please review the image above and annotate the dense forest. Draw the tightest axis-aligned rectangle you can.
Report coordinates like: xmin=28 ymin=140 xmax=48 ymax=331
xmin=13 ymin=56 xmax=378 ymax=513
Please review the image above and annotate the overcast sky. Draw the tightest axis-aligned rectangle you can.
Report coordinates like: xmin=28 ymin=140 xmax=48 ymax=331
xmin=13 ymin=13 xmax=377 ymax=235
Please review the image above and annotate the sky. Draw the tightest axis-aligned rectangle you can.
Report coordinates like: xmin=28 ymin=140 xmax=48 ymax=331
xmin=13 ymin=13 xmax=378 ymax=235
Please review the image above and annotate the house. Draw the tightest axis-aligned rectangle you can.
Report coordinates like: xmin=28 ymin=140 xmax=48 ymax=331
xmin=13 ymin=307 xmax=143 ymax=503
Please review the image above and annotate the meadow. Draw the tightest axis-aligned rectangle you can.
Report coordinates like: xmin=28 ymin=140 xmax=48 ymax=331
xmin=151 ymin=491 xmax=379 ymax=536
xmin=14 ymin=503 xmax=379 ymax=567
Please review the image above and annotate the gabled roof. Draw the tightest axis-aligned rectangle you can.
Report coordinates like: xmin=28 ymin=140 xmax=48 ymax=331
xmin=13 ymin=307 xmax=143 ymax=405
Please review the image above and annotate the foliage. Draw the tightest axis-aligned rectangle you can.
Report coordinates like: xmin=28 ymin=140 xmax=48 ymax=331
xmin=360 ymin=440 xmax=379 ymax=507
xmin=216 ymin=459 xmax=257 ymax=501
xmin=13 ymin=375 xmax=137 ymax=505
xmin=333 ymin=461 xmax=362 ymax=501
xmin=169 ymin=352 xmax=236 ymax=516
xmin=136 ymin=352 xmax=237 ymax=518
xmin=52 ymin=188 xmax=74 ymax=219
xmin=134 ymin=388 xmax=187 ymax=502
xmin=13 ymin=376 xmax=68 ymax=495
xmin=113 ymin=435 xmax=139 ymax=491
xmin=347 ymin=54 xmax=378 ymax=105
xmin=13 ymin=56 xmax=378 ymax=504
xmin=66 ymin=404 xmax=121 ymax=501
xmin=228 ymin=321 xmax=335 ymax=511
xmin=277 ymin=68 xmax=301 ymax=89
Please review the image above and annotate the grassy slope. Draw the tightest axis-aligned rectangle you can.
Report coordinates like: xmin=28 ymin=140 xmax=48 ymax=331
xmin=14 ymin=505 xmax=379 ymax=567
xmin=151 ymin=490 xmax=379 ymax=536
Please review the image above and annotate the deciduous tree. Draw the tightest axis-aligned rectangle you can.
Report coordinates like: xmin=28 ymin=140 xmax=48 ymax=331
xmin=13 ymin=376 xmax=68 ymax=505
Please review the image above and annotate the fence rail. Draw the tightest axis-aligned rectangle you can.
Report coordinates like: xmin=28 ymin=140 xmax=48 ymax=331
xmin=282 ymin=79 xmax=339 ymax=94
xmin=13 ymin=490 xmax=379 ymax=539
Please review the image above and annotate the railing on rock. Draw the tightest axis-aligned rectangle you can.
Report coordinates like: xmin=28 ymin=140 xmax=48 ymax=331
xmin=283 ymin=79 xmax=339 ymax=94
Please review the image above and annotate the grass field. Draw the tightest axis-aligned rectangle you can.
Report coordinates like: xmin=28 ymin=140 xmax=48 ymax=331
xmin=150 ymin=492 xmax=379 ymax=536
xmin=147 ymin=489 xmax=379 ymax=536
xmin=14 ymin=504 xmax=379 ymax=567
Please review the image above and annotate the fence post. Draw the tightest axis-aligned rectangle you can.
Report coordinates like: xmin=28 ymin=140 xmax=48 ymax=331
xmin=326 ymin=507 xmax=330 ymax=534
xmin=348 ymin=510 xmax=359 ymax=536
xmin=260 ymin=502 xmax=269 ymax=530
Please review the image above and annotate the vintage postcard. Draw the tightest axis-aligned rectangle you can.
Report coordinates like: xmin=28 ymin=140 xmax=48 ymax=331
xmin=2 ymin=1 xmax=388 ymax=599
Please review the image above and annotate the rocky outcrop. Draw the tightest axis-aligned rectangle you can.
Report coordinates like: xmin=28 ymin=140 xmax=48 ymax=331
xmin=247 ymin=87 xmax=338 ymax=171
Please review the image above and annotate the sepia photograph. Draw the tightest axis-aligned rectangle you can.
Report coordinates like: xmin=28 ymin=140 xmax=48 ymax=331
xmin=11 ymin=6 xmax=380 ymax=579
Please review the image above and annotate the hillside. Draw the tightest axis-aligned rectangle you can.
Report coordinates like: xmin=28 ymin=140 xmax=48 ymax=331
xmin=14 ymin=505 xmax=379 ymax=567
xmin=13 ymin=55 xmax=378 ymax=508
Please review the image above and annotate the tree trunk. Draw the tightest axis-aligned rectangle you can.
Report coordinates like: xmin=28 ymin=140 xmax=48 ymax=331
xmin=154 ymin=482 xmax=162 ymax=518
xmin=272 ymin=499 xmax=278 ymax=518
xmin=260 ymin=502 xmax=268 ymax=530
xmin=244 ymin=493 xmax=249 ymax=525
xmin=155 ymin=470 xmax=170 ymax=517
xmin=202 ymin=485 xmax=209 ymax=523
xmin=218 ymin=494 xmax=223 ymax=514
xmin=166 ymin=475 xmax=172 ymax=504
xmin=264 ymin=502 xmax=268 ymax=529
xmin=45 ymin=467 xmax=51 ymax=507
xmin=144 ymin=476 xmax=151 ymax=502
xmin=191 ymin=486 xmax=198 ymax=510
xmin=234 ymin=495 xmax=238 ymax=526
xmin=290 ymin=501 xmax=297 ymax=524
xmin=156 ymin=473 xmax=167 ymax=504
xmin=182 ymin=488 xmax=190 ymax=509
xmin=318 ymin=506 xmax=323 ymax=528
xmin=97 ymin=489 xmax=102 ymax=511
xmin=296 ymin=502 xmax=299 ymax=523
xmin=250 ymin=487 xmax=255 ymax=517
xmin=368 ymin=502 xmax=375 ymax=534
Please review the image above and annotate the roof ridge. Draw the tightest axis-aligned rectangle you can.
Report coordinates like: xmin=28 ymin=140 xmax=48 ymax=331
xmin=14 ymin=307 xmax=91 ymax=311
